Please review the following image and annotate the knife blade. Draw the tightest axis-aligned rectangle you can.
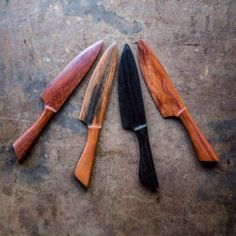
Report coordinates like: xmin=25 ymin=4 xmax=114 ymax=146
xmin=118 ymin=44 xmax=159 ymax=192
xmin=13 ymin=40 xmax=103 ymax=162
xmin=138 ymin=40 xmax=219 ymax=162
xmin=74 ymin=42 xmax=118 ymax=188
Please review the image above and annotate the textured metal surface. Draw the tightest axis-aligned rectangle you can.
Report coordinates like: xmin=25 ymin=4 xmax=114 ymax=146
xmin=0 ymin=0 xmax=235 ymax=235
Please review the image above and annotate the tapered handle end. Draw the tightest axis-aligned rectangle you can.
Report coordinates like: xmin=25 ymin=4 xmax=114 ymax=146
xmin=74 ymin=160 xmax=92 ymax=188
xmin=13 ymin=107 xmax=54 ymax=162
xmin=74 ymin=127 xmax=100 ymax=188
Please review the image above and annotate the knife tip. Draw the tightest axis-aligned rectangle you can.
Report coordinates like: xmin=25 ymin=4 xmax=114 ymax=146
xmin=137 ymin=39 xmax=145 ymax=49
xmin=121 ymin=43 xmax=133 ymax=58
xmin=92 ymin=40 xmax=103 ymax=48
xmin=111 ymin=41 xmax=117 ymax=47
xmin=124 ymin=43 xmax=130 ymax=49
xmin=96 ymin=39 xmax=103 ymax=45
xmin=106 ymin=41 xmax=118 ymax=52
xmin=137 ymin=39 xmax=149 ymax=58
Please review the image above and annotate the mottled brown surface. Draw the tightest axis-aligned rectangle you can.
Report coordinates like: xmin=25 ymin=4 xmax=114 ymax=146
xmin=75 ymin=42 xmax=118 ymax=187
xmin=0 ymin=0 xmax=235 ymax=235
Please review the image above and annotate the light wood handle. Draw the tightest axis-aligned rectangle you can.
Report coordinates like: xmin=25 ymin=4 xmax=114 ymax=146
xmin=74 ymin=126 xmax=101 ymax=187
xmin=13 ymin=107 xmax=55 ymax=162
xmin=179 ymin=109 xmax=219 ymax=162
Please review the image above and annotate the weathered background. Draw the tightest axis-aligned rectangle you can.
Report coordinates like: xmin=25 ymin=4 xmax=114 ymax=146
xmin=0 ymin=0 xmax=235 ymax=235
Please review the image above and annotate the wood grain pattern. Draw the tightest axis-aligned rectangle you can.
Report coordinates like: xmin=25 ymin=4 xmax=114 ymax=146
xmin=42 ymin=40 xmax=103 ymax=112
xmin=13 ymin=107 xmax=54 ymax=162
xmin=74 ymin=42 xmax=118 ymax=187
xmin=138 ymin=40 xmax=219 ymax=162
xmin=13 ymin=41 xmax=103 ymax=161
xmin=138 ymin=40 xmax=185 ymax=118
xmin=74 ymin=127 xmax=100 ymax=187
xmin=79 ymin=42 xmax=118 ymax=126
xmin=179 ymin=109 xmax=219 ymax=161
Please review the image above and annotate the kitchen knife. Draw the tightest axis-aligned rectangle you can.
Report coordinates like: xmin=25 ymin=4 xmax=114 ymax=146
xmin=118 ymin=44 xmax=159 ymax=192
xmin=13 ymin=40 xmax=103 ymax=162
xmin=137 ymin=40 xmax=219 ymax=162
xmin=74 ymin=42 xmax=118 ymax=188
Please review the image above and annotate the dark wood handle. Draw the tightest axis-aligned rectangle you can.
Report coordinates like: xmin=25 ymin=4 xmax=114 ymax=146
xmin=13 ymin=107 xmax=55 ymax=162
xmin=74 ymin=126 xmax=101 ymax=188
xmin=135 ymin=127 xmax=159 ymax=192
xmin=179 ymin=109 xmax=219 ymax=162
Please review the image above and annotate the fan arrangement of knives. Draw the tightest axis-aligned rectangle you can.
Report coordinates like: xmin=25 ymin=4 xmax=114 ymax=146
xmin=13 ymin=40 xmax=219 ymax=193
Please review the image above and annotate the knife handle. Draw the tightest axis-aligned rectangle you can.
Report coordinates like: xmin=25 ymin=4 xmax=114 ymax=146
xmin=135 ymin=127 xmax=159 ymax=192
xmin=13 ymin=107 xmax=55 ymax=162
xmin=179 ymin=109 xmax=219 ymax=162
xmin=74 ymin=126 xmax=101 ymax=188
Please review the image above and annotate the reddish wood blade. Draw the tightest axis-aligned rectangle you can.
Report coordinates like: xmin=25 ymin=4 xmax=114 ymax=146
xmin=138 ymin=40 xmax=185 ymax=117
xmin=41 ymin=40 xmax=103 ymax=112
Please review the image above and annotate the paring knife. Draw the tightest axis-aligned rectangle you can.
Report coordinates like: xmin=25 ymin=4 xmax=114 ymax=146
xmin=118 ymin=44 xmax=159 ymax=192
xmin=137 ymin=40 xmax=219 ymax=162
xmin=74 ymin=42 xmax=118 ymax=188
xmin=13 ymin=40 xmax=103 ymax=162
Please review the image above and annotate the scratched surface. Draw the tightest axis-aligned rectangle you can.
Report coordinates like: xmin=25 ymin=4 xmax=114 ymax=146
xmin=0 ymin=0 xmax=235 ymax=235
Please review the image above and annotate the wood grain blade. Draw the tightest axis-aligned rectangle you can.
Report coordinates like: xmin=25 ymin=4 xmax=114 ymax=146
xmin=79 ymin=42 xmax=118 ymax=127
xmin=138 ymin=40 xmax=185 ymax=117
xmin=41 ymin=40 xmax=103 ymax=112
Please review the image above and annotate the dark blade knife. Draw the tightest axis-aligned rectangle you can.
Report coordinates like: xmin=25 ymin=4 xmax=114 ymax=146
xmin=118 ymin=44 xmax=159 ymax=192
xmin=74 ymin=42 xmax=118 ymax=188
xmin=13 ymin=40 xmax=103 ymax=161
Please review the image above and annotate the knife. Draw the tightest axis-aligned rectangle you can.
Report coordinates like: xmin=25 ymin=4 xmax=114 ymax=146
xmin=74 ymin=42 xmax=118 ymax=188
xmin=118 ymin=44 xmax=159 ymax=192
xmin=13 ymin=40 xmax=103 ymax=162
xmin=137 ymin=40 xmax=219 ymax=162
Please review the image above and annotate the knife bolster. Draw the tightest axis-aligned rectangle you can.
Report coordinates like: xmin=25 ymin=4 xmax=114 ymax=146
xmin=74 ymin=126 xmax=101 ymax=188
xmin=179 ymin=109 xmax=219 ymax=162
xmin=13 ymin=106 xmax=55 ymax=162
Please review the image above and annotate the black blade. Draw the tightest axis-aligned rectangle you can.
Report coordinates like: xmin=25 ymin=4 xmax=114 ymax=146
xmin=118 ymin=44 xmax=146 ymax=130
xmin=118 ymin=44 xmax=159 ymax=192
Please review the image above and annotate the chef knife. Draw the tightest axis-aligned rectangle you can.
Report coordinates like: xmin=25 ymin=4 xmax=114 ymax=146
xmin=13 ymin=40 xmax=103 ymax=162
xmin=118 ymin=44 xmax=159 ymax=192
xmin=137 ymin=40 xmax=219 ymax=162
xmin=74 ymin=42 xmax=118 ymax=188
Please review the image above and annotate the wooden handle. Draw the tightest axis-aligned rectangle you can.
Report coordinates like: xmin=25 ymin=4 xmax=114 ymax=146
xmin=135 ymin=127 xmax=159 ymax=192
xmin=13 ymin=107 xmax=55 ymax=162
xmin=179 ymin=109 xmax=219 ymax=162
xmin=74 ymin=126 xmax=101 ymax=188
